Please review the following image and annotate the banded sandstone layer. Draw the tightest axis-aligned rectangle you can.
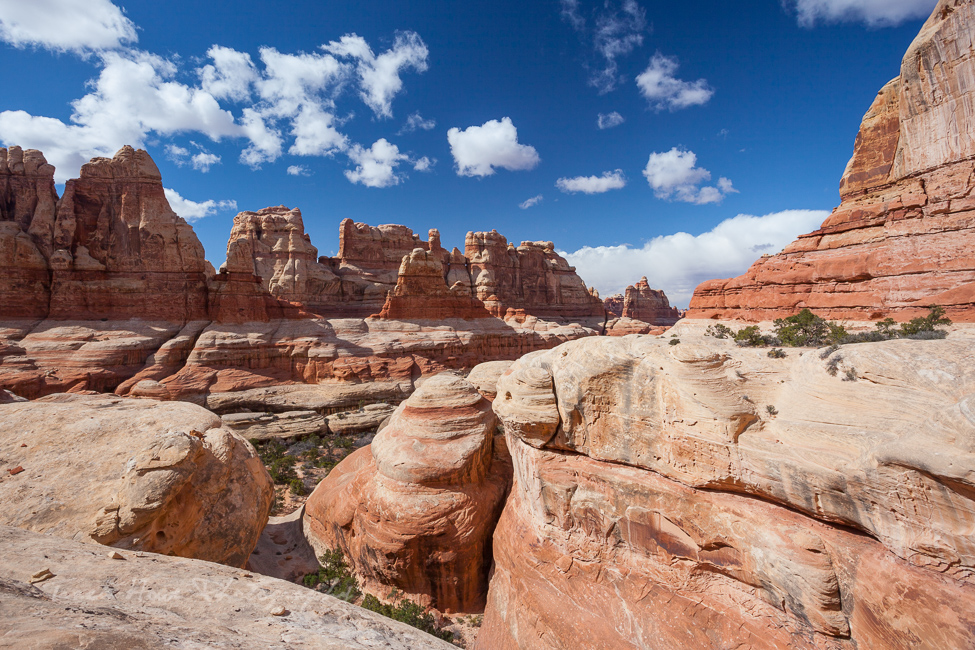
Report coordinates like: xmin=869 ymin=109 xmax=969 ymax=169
xmin=689 ymin=0 xmax=975 ymax=322
xmin=304 ymin=373 xmax=511 ymax=613
xmin=479 ymin=323 xmax=975 ymax=649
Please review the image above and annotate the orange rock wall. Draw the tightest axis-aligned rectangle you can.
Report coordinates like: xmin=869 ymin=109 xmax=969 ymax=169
xmin=688 ymin=0 xmax=975 ymax=322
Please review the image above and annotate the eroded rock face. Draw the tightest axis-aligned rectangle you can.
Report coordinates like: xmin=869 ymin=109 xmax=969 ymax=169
xmin=621 ymin=276 xmax=680 ymax=324
xmin=377 ymin=248 xmax=491 ymax=320
xmin=0 ymin=394 xmax=273 ymax=567
xmin=689 ymin=0 xmax=975 ymax=322
xmin=480 ymin=324 xmax=975 ymax=649
xmin=51 ymin=146 xmax=210 ymax=321
xmin=465 ymin=231 xmax=606 ymax=320
xmin=304 ymin=373 xmax=511 ymax=613
xmin=0 ymin=147 xmax=58 ymax=320
xmin=0 ymin=525 xmax=455 ymax=649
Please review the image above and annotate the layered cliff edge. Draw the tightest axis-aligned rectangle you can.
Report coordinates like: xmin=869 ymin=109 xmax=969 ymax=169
xmin=688 ymin=0 xmax=975 ymax=322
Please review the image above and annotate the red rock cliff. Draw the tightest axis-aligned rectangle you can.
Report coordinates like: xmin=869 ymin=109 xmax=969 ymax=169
xmin=688 ymin=0 xmax=975 ymax=322
xmin=0 ymin=147 xmax=58 ymax=319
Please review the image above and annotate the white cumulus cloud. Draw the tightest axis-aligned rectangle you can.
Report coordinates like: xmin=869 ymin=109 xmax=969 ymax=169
xmin=519 ymin=194 xmax=543 ymax=209
xmin=597 ymin=111 xmax=624 ymax=129
xmin=399 ymin=111 xmax=436 ymax=134
xmin=556 ymin=170 xmax=626 ymax=194
xmin=561 ymin=0 xmax=647 ymax=93
xmin=412 ymin=156 xmax=434 ymax=172
xmin=636 ymin=54 xmax=714 ymax=110
xmin=0 ymin=28 xmax=431 ymax=181
xmin=287 ymin=164 xmax=311 ymax=176
xmin=324 ymin=31 xmax=429 ymax=118
xmin=345 ymin=138 xmax=409 ymax=188
xmin=563 ymin=209 xmax=829 ymax=307
xmin=643 ymin=147 xmax=736 ymax=205
xmin=164 ymin=188 xmax=237 ymax=222
xmin=0 ymin=50 xmax=241 ymax=181
xmin=786 ymin=0 xmax=937 ymax=27
xmin=198 ymin=45 xmax=260 ymax=102
xmin=447 ymin=117 xmax=540 ymax=177
xmin=0 ymin=0 xmax=137 ymax=54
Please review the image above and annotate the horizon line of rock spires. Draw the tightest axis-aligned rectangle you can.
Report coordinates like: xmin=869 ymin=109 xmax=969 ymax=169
xmin=0 ymin=144 xmax=677 ymax=326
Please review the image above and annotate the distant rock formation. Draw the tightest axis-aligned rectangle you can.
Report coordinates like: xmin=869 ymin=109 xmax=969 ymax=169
xmin=377 ymin=248 xmax=490 ymax=320
xmin=0 ymin=146 xmax=604 ymax=400
xmin=465 ymin=231 xmax=605 ymax=320
xmin=479 ymin=325 xmax=975 ymax=648
xmin=304 ymin=372 xmax=511 ymax=613
xmin=0 ymin=394 xmax=273 ymax=567
xmin=0 ymin=146 xmax=209 ymax=322
xmin=603 ymin=293 xmax=625 ymax=317
xmin=689 ymin=0 xmax=975 ymax=322
xmin=620 ymin=276 xmax=680 ymax=324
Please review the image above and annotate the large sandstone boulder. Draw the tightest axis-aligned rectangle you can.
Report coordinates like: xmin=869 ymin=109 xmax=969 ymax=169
xmin=304 ymin=373 xmax=511 ymax=613
xmin=689 ymin=0 xmax=975 ymax=322
xmin=0 ymin=525 xmax=455 ymax=649
xmin=479 ymin=324 xmax=975 ymax=648
xmin=0 ymin=394 xmax=273 ymax=566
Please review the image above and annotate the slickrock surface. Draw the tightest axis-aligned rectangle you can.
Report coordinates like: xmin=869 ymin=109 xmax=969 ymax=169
xmin=479 ymin=322 xmax=975 ymax=649
xmin=0 ymin=525 xmax=455 ymax=649
xmin=466 ymin=359 xmax=515 ymax=401
xmin=222 ymin=409 xmax=328 ymax=440
xmin=689 ymin=0 xmax=975 ymax=322
xmin=304 ymin=373 xmax=511 ymax=613
xmin=0 ymin=394 xmax=273 ymax=567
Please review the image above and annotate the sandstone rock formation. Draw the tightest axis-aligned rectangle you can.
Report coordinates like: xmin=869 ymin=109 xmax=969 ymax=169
xmin=465 ymin=230 xmax=605 ymax=320
xmin=0 ymin=394 xmax=273 ymax=567
xmin=0 ymin=144 xmax=601 ymax=405
xmin=689 ymin=0 xmax=975 ymax=322
xmin=0 ymin=146 xmax=58 ymax=319
xmin=0 ymin=525 xmax=455 ymax=649
xmin=304 ymin=373 xmax=511 ymax=613
xmin=479 ymin=324 xmax=975 ymax=649
xmin=377 ymin=248 xmax=491 ymax=320
xmin=466 ymin=359 xmax=515 ymax=401
xmin=620 ymin=276 xmax=680 ymax=324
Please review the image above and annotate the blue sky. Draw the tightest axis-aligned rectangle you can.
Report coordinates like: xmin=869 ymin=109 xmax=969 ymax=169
xmin=0 ymin=0 xmax=937 ymax=305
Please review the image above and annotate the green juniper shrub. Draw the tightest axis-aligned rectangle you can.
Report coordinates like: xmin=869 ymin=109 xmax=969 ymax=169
xmin=766 ymin=405 xmax=778 ymax=416
xmin=288 ymin=478 xmax=305 ymax=496
xmin=875 ymin=318 xmax=898 ymax=337
xmin=734 ymin=325 xmax=778 ymax=347
xmin=705 ymin=323 xmax=734 ymax=339
xmin=303 ymin=549 xmax=361 ymax=602
xmin=361 ymin=594 xmax=453 ymax=642
xmin=772 ymin=309 xmax=847 ymax=347
xmin=899 ymin=306 xmax=951 ymax=336
xmin=767 ymin=348 xmax=787 ymax=359
xmin=669 ymin=338 xmax=680 ymax=346
xmin=843 ymin=368 xmax=857 ymax=382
